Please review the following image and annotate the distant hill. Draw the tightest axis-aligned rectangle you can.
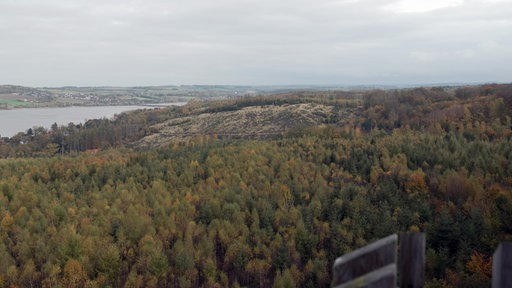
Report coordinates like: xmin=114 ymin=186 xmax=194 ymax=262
xmin=2 ymin=83 xmax=512 ymax=156
xmin=0 ymin=84 xmax=40 ymax=94
xmin=0 ymin=84 xmax=348 ymax=109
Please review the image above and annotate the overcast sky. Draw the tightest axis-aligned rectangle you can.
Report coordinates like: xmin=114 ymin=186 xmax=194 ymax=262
xmin=1 ymin=0 xmax=511 ymax=87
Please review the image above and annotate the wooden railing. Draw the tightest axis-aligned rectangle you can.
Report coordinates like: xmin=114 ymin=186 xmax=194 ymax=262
xmin=331 ymin=233 xmax=512 ymax=288
xmin=331 ymin=234 xmax=397 ymax=288
xmin=493 ymin=242 xmax=512 ymax=288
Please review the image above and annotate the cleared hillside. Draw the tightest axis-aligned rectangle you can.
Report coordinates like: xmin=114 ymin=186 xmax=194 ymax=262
xmin=134 ymin=102 xmax=356 ymax=149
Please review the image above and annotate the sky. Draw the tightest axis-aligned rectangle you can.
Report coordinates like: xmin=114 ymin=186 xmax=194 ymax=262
xmin=1 ymin=0 xmax=511 ymax=87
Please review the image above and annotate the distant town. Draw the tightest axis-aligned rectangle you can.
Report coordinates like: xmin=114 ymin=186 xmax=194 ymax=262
xmin=0 ymin=85 xmax=278 ymax=109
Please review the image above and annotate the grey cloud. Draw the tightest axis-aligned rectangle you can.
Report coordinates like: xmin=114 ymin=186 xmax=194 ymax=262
xmin=1 ymin=0 xmax=511 ymax=86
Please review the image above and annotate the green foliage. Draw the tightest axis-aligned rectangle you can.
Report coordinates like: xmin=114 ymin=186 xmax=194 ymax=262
xmin=0 ymin=84 xmax=511 ymax=287
xmin=94 ymin=243 xmax=121 ymax=283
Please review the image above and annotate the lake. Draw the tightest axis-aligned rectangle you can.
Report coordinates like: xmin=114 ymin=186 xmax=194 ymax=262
xmin=0 ymin=104 xmax=185 ymax=138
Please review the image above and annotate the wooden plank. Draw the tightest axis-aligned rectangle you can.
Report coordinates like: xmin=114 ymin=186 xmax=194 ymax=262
xmin=331 ymin=234 xmax=397 ymax=287
xmin=333 ymin=264 xmax=396 ymax=288
xmin=493 ymin=242 xmax=512 ymax=288
xmin=399 ymin=232 xmax=425 ymax=288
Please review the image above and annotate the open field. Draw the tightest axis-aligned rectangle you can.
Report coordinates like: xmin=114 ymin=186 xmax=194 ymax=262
xmin=0 ymin=98 xmax=33 ymax=108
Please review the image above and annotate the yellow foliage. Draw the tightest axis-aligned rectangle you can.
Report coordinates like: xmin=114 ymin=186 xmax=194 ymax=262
xmin=0 ymin=212 xmax=14 ymax=231
xmin=409 ymin=225 xmax=420 ymax=233
xmin=62 ymin=259 xmax=87 ymax=288
xmin=369 ymin=165 xmax=382 ymax=186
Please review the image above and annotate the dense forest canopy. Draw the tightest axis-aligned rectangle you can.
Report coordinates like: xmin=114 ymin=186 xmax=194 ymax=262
xmin=0 ymin=84 xmax=511 ymax=287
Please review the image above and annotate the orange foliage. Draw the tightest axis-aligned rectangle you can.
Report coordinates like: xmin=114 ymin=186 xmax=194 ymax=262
xmin=466 ymin=251 xmax=492 ymax=279
xmin=405 ymin=169 xmax=427 ymax=195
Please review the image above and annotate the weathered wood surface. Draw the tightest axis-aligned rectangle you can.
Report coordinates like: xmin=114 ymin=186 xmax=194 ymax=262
xmin=332 ymin=234 xmax=512 ymax=288
xmin=331 ymin=234 xmax=397 ymax=287
xmin=493 ymin=241 xmax=512 ymax=288
xmin=399 ymin=232 xmax=425 ymax=288
xmin=334 ymin=264 xmax=396 ymax=288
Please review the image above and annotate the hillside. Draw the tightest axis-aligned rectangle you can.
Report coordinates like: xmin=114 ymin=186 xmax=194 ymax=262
xmin=128 ymin=90 xmax=363 ymax=149
xmin=0 ymin=85 xmax=249 ymax=108
xmin=135 ymin=102 xmax=354 ymax=149
xmin=0 ymin=84 xmax=511 ymax=287
xmin=0 ymin=90 xmax=362 ymax=157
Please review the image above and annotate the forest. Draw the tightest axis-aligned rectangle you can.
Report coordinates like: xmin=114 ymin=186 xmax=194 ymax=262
xmin=0 ymin=84 xmax=511 ymax=287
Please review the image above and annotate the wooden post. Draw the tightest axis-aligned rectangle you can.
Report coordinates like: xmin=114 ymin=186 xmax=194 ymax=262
xmin=493 ymin=242 xmax=512 ymax=288
xmin=399 ymin=232 xmax=425 ymax=288
xmin=331 ymin=234 xmax=397 ymax=288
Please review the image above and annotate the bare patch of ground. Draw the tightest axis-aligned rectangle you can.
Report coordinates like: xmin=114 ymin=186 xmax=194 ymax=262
xmin=134 ymin=103 xmax=336 ymax=149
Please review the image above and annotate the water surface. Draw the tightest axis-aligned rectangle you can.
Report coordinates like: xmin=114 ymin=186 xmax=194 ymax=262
xmin=0 ymin=105 xmax=168 ymax=137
